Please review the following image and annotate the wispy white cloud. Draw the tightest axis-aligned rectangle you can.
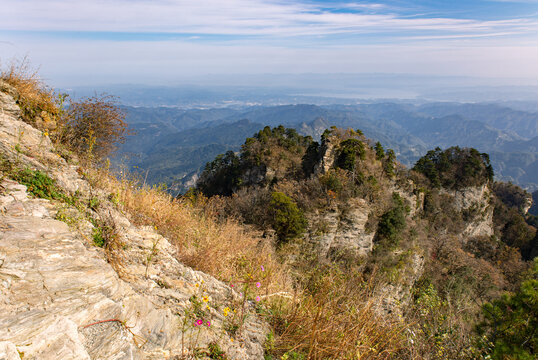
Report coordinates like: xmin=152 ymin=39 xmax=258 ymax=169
xmin=4 ymin=33 xmax=538 ymax=84
xmin=344 ymin=2 xmax=388 ymax=11
xmin=1 ymin=0 xmax=538 ymax=83
xmin=1 ymin=0 xmax=536 ymax=39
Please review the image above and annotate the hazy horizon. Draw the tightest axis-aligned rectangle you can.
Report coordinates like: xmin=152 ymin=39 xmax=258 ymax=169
xmin=2 ymin=0 xmax=538 ymax=89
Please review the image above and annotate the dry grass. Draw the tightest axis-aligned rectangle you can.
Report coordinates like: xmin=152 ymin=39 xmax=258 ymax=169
xmin=86 ymin=168 xmax=293 ymax=295
xmin=270 ymin=268 xmax=406 ymax=359
xmin=0 ymin=57 xmax=58 ymax=124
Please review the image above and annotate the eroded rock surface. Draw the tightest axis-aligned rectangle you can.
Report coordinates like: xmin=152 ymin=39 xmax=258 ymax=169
xmin=442 ymin=184 xmax=494 ymax=238
xmin=309 ymin=198 xmax=375 ymax=257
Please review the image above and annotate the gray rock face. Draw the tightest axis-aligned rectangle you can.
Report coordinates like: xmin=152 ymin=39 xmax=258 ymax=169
xmin=522 ymin=194 xmax=533 ymax=215
xmin=375 ymin=251 xmax=425 ymax=318
xmin=441 ymin=184 xmax=494 ymax=238
xmin=314 ymin=139 xmax=336 ymax=174
xmin=390 ymin=182 xmax=424 ymax=218
xmin=309 ymin=198 xmax=375 ymax=257
xmin=0 ymin=85 xmax=267 ymax=359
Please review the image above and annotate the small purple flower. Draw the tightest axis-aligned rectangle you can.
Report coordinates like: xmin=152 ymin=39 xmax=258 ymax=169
xmin=261 ymin=265 xmax=265 ymax=272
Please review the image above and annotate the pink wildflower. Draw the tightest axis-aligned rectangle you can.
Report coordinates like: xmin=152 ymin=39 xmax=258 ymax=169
xmin=207 ymin=320 xmax=211 ymax=327
xmin=255 ymin=296 xmax=261 ymax=302
xmin=256 ymin=282 xmax=261 ymax=288
xmin=196 ymin=319 xmax=203 ymax=326
xmin=261 ymin=265 xmax=265 ymax=272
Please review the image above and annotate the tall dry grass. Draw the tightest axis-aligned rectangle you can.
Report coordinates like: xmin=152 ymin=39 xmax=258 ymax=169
xmin=0 ymin=57 xmax=58 ymax=123
xmin=87 ymin=168 xmax=293 ymax=296
xmin=268 ymin=265 xmax=406 ymax=359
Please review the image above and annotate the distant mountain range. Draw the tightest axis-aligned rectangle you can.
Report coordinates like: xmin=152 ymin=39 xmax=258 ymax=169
xmin=114 ymin=101 xmax=538 ymax=193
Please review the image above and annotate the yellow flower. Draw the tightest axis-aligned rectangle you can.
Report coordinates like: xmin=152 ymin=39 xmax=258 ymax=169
xmin=43 ymin=132 xmax=49 ymax=137
xmin=202 ymin=295 xmax=209 ymax=303
xmin=223 ymin=307 xmax=231 ymax=316
xmin=195 ymin=283 xmax=200 ymax=288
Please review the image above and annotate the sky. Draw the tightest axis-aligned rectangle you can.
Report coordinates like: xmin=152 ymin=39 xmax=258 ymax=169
xmin=1 ymin=0 xmax=538 ymax=86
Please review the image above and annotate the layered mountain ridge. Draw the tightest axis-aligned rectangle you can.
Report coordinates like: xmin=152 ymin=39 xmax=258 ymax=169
xmin=116 ymin=102 xmax=538 ymax=193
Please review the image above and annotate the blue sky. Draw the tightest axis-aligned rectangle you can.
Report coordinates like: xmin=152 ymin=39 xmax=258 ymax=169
xmin=1 ymin=0 xmax=538 ymax=86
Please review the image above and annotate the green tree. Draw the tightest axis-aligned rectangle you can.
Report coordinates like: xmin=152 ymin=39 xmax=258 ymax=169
xmin=301 ymin=141 xmax=320 ymax=177
xmin=478 ymin=259 xmax=538 ymax=359
xmin=377 ymin=193 xmax=407 ymax=242
xmin=413 ymin=147 xmax=493 ymax=189
xmin=269 ymin=192 xmax=307 ymax=244
xmin=336 ymin=138 xmax=365 ymax=172
xmin=197 ymin=151 xmax=241 ymax=196
xmin=383 ymin=149 xmax=396 ymax=177
xmin=374 ymin=141 xmax=385 ymax=161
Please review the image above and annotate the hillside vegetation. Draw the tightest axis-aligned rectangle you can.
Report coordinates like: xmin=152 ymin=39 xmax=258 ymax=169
xmin=197 ymin=124 xmax=538 ymax=359
xmin=1 ymin=62 xmax=537 ymax=359
xmin=115 ymin=101 xmax=538 ymax=192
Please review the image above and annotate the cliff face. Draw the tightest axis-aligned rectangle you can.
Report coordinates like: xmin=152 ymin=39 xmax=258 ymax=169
xmin=441 ymin=184 xmax=494 ymax=238
xmin=308 ymin=198 xmax=375 ymax=257
xmin=0 ymin=83 xmax=267 ymax=359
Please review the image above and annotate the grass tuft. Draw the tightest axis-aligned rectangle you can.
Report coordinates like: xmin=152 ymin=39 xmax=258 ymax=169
xmin=1 ymin=57 xmax=58 ymax=125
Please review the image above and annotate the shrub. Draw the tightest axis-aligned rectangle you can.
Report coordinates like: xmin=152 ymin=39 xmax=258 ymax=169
xmin=494 ymin=195 xmax=537 ymax=260
xmin=319 ymin=169 xmax=343 ymax=194
xmin=269 ymin=192 xmax=307 ymax=244
xmin=58 ymin=94 xmax=129 ymax=161
xmin=493 ymin=182 xmax=531 ymax=214
xmin=478 ymin=259 xmax=538 ymax=359
xmin=14 ymin=169 xmax=64 ymax=200
xmin=376 ymin=193 xmax=407 ymax=243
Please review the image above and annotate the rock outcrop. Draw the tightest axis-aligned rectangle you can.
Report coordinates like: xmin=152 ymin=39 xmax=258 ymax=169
xmin=441 ymin=184 xmax=494 ymax=238
xmin=308 ymin=198 xmax=375 ymax=257
xmin=313 ymin=138 xmax=336 ymax=175
xmin=0 ymin=82 xmax=267 ymax=359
